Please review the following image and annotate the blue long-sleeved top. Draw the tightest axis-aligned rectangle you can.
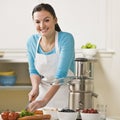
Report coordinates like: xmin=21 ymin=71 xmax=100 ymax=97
xmin=26 ymin=31 xmax=75 ymax=79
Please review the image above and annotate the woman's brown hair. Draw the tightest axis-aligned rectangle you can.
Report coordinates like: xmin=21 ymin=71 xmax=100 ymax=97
xmin=32 ymin=3 xmax=61 ymax=32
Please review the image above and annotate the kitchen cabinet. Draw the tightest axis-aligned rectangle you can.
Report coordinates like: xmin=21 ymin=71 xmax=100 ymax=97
xmin=0 ymin=60 xmax=31 ymax=89
xmin=0 ymin=52 xmax=31 ymax=111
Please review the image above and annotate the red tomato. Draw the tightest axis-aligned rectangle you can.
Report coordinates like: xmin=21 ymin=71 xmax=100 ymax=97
xmin=1 ymin=111 xmax=20 ymax=120
xmin=93 ymin=109 xmax=98 ymax=113
xmin=8 ymin=112 xmax=16 ymax=120
xmin=82 ymin=108 xmax=98 ymax=113
xmin=1 ymin=111 xmax=9 ymax=120
xmin=15 ymin=112 xmax=20 ymax=119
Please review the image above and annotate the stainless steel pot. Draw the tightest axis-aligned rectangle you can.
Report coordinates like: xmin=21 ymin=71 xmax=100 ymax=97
xmin=69 ymin=91 xmax=93 ymax=110
xmin=75 ymin=58 xmax=95 ymax=79
xmin=69 ymin=91 xmax=98 ymax=111
xmin=69 ymin=79 xmax=93 ymax=92
xmin=68 ymin=79 xmax=98 ymax=111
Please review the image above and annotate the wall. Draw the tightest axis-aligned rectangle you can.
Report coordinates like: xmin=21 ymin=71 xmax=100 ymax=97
xmin=94 ymin=0 xmax=120 ymax=117
xmin=0 ymin=90 xmax=29 ymax=111
xmin=0 ymin=0 xmax=106 ymax=49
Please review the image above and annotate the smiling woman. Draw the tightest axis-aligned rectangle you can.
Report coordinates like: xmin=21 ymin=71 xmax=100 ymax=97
xmin=0 ymin=0 xmax=107 ymax=50
xmin=26 ymin=2 xmax=75 ymax=112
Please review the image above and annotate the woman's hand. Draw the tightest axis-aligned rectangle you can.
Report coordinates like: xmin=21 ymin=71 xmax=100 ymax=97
xmin=28 ymin=85 xmax=60 ymax=112
xmin=28 ymin=100 xmax=47 ymax=112
xmin=28 ymin=88 xmax=39 ymax=102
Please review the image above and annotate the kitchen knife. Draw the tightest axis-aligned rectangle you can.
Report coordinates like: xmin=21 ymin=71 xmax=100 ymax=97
xmin=25 ymin=101 xmax=31 ymax=111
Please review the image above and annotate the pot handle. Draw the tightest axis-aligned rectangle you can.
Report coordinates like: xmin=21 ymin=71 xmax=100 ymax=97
xmin=92 ymin=92 xmax=98 ymax=98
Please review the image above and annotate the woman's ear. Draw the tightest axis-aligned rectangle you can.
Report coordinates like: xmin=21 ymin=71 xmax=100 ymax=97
xmin=54 ymin=17 xmax=57 ymax=24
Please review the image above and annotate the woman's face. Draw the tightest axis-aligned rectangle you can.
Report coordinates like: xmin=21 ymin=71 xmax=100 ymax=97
xmin=33 ymin=10 xmax=57 ymax=37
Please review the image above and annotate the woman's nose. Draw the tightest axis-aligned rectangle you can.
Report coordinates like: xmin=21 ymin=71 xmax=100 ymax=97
xmin=39 ymin=22 xmax=45 ymax=29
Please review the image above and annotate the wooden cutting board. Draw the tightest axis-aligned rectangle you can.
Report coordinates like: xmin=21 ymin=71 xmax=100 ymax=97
xmin=0 ymin=112 xmax=51 ymax=120
xmin=17 ymin=114 xmax=51 ymax=120
xmin=0 ymin=115 xmax=43 ymax=120
xmin=17 ymin=115 xmax=43 ymax=120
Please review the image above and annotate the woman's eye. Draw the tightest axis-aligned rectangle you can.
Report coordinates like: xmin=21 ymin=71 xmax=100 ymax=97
xmin=45 ymin=19 xmax=50 ymax=22
xmin=36 ymin=21 xmax=40 ymax=24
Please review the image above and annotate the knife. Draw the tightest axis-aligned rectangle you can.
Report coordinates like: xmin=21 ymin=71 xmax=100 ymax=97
xmin=25 ymin=101 xmax=31 ymax=111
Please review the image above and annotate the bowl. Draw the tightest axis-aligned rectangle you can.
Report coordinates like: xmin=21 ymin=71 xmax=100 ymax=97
xmin=81 ymin=48 xmax=97 ymax=58
xmin=80 ymin=112 xmax=100 ymax=120
xmin=42 ymin=108 xmax=58 ymax=120
xmin=0 ymin=75 xmax=17 ymax=86
xmin=57 ymin=111 xmax=78 ymax=120
xmin=0 ymin=71 xmax=15 ymax=76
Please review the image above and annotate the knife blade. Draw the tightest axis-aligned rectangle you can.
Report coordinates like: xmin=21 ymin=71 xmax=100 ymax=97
xmin=25 ymin=101 xmax=30 ymax=111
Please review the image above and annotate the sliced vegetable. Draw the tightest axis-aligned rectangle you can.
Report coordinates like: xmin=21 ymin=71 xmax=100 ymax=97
xmin=19 ymin=110 xmax=34 ymax=118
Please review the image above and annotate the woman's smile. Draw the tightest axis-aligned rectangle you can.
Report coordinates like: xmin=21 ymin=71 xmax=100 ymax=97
xmin=40 ymin=28 xmax=49 ymax=34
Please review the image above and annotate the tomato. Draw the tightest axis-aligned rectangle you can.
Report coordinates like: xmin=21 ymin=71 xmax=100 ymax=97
xmin=8 ymin=112 xmax=18 ymax=120
xmin=82 ymin=108 xmax=98 ymax=113
xmin=1 ymin=110 xmax=20 ymax=120
xmin=15 ymin=112 xmax=20 ymax=119
xmin=8 ymin=112 xmax=15 ymax=120
xmin=1 ymin=111 xmax=9 ymax=120
xmin=93 ymin=109 xmax=98 ymax=113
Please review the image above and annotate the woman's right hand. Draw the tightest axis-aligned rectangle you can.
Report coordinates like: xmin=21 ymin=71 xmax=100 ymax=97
xmin=28 ymin=87 xmax=39 ymax=102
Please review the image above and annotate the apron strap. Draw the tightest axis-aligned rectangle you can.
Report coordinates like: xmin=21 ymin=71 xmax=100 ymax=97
xmin=55 ymin=31 xmax=59 ymax=54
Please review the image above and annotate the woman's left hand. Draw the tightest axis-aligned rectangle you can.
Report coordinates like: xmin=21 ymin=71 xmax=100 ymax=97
xmin=28 ymin=100 xmax=47 ymax=112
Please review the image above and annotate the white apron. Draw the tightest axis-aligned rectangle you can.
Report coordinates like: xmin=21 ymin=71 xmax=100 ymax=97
xmin=35 ymin=32 xmax=74 ymax=109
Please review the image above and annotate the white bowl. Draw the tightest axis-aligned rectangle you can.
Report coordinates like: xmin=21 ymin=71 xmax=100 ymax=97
xmin=81 ymin=48 xmax=97 ymax=58
xmin=80 ymin=112 xmax=100 ymax=120
xmin=57 ymin=111 xmax=78 ymax=120
xmin=42 ymin=108 xmax=58 ymax=120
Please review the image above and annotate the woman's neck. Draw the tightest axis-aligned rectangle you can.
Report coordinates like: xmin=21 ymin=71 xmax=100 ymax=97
xmin=40 ymin=32 xmax=56 ymax=52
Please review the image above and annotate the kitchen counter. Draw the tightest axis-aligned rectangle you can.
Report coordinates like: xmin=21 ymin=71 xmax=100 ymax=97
xmin=0 ymin=116 xmax=58 ymax=120
xmin=1 ymin=114 xmax=120 ymax=120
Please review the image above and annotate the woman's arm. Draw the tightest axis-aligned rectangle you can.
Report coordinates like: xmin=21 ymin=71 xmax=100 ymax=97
xmin=27 ymin=35 xmax=42 ymax=102
xmin=55 ymin=32 xmax=75 ymax=78
xmin=42 ymin=84 xmax=60 ymax=104
xmin=28 ymin=74 xmax=41 ymax=102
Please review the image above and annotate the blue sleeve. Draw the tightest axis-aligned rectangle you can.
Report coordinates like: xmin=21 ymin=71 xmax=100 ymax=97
xmin=55 ymin=32 xmax=75 ymax=79
xmin=26 ymin=34 xmax=40 ymax=75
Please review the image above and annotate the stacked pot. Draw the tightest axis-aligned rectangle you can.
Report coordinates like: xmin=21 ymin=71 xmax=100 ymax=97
xmin=68 ymin=58 xmax=98 ymax=111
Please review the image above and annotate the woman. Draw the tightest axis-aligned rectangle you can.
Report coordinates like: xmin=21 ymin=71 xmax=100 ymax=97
xmin=27 ymin=3 xmax=75 ymax=112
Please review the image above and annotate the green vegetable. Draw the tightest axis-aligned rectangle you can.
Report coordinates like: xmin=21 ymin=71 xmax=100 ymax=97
xmin=91 ymin=44 xmax=96 ymax=48
xmin=19 ymin=110 xmax=34 ymax=117
xmin=81 ymin=42 xmax=96 ymax=49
